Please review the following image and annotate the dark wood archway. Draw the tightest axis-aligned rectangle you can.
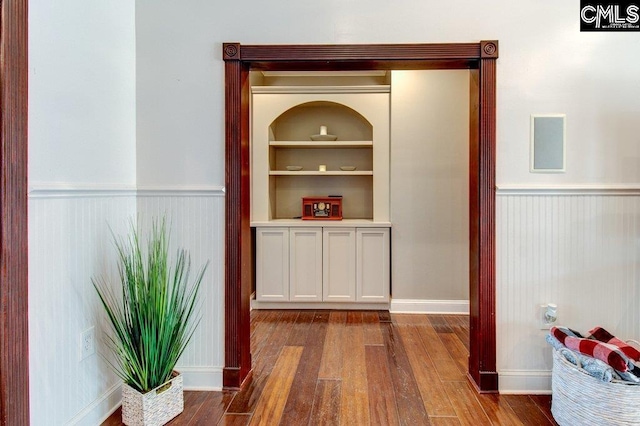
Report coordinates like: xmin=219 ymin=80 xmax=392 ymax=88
xmin=223 ymin=42 xmax=498 ymax=392
xmin=0 ymin=0 xmax=30 ymax=424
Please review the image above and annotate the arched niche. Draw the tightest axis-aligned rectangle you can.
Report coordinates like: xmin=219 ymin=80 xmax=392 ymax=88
xmin=269 ymin=101 xmax=373 ymax=141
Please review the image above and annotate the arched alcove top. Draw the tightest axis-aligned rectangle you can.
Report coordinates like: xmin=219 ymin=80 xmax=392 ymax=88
xmin=270 ymin=101 xmax=373 ymax=141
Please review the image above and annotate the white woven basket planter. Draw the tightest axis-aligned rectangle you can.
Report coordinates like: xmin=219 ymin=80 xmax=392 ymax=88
xmin=552 ymin=349 xmax=640 ymax=426
xmin=122 ymin=371 xmax=184 ymax=426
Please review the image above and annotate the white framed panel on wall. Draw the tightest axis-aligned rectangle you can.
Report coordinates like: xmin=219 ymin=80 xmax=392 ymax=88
xmin=530 ymin=114 xmax=566 ymax=173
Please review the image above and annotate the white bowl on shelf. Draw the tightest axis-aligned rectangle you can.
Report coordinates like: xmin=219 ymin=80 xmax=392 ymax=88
xmin=340 ymin=166 xmax=357 ymax=171
xmin=286 ymin=165 xmax=303 ymax=171
xmin=310 ymin=134 xmax=338 ymax=141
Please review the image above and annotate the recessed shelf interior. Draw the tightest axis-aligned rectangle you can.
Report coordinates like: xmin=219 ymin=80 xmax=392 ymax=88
xmin=269 ymin=101 xmax=373 ymax=141
xmin=272 ymin=175 xmax=373 ymax=220
xmin=271 ymin=147 xmax=373 ymax=172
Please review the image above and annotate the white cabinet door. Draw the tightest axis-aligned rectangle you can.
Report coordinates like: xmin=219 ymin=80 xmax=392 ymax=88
xmin=290 ymin=227 xmax=323 ymax=301
xmin=323 ymin=228 xmax=356 ymax=302
xmin=357 ymin=228 xmax=390 ymax=302
xmin=256 ymin=228 xmax=289 ymax=301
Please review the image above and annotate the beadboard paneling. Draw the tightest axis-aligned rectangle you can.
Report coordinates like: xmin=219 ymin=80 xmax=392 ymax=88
xmin=29 ymin=190 xmax=225 ymax=425
xmin=28 ymin=195 xmax=136 ymax=426
xmin=137 ymin=194 xmax=225 ymax=386
xmin=497 ymin=193 xmax=640 ymax=392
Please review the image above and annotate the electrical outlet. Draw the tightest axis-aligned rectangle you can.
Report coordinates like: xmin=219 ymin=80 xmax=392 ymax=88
xmin=540 ymin=305 xmax=558 ymax=330
xmin=80 ymin=326 xmax=95 ymax=360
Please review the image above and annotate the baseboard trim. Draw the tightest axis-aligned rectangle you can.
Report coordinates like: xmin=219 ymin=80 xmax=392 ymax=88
xmin=178 ymin=367 xmax=223 ymax=391
xmin=389 ymin=299 xmax=469 ymax=314
xmin=251 ymin=300 xmax=390 ymax=310
xmin=498 ymin=369 xmax=552 ymax=394
xmin=66 ymin=382 xmax=122 ymax=426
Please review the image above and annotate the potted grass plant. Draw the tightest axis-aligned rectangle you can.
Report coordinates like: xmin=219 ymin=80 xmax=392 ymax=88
xmin=93 ymin=219 xmax=207 ymax=426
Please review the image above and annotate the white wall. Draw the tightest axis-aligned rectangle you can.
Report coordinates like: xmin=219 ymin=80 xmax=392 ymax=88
xmin=29 ymin=0 xmax=136 ymax=187
xmin=390 ymin=70 xmax=469 ymax=302
xmin=28 ymin=0 xmax=137 ymax=424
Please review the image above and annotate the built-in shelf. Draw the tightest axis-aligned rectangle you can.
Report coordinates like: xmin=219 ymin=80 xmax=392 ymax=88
xmin=269 ymin=171 xmax=373 ymax=176
xmin=270 ymin=141 xmax=373 ymax=148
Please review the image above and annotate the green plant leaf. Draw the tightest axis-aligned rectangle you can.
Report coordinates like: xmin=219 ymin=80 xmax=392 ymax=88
xmin=93 ymin=218 xmax=207 ymax=393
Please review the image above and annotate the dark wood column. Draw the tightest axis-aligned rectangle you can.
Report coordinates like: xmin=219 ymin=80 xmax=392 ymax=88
xmin=222 ymin=43 xmax=252 ymax=389
xmin=0 ymin=0 xmax=30 ymax=423
xmin=469 ymin=40 xmax=498 ymax=391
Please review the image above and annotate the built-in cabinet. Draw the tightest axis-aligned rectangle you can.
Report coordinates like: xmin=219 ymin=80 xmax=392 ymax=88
xmin=252 ymin=79 xmax=391 ymax=307
xmin=256 ymin=227 xmax=389 ymax=304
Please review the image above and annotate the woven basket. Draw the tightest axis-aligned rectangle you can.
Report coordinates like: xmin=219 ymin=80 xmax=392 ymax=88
xmin=552 ymin=348 xmax=640 ymax=425
xmin=121 ymin=371 xmax=184 ymax=426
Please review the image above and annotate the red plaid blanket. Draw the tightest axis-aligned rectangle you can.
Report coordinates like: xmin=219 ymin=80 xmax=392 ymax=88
xmin=551 ymin=326 xmax=635 ymax=373
xmin=588 ymin=326 xmax=640 ymax=362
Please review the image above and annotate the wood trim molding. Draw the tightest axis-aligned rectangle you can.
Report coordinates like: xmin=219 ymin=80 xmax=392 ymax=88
xmin=0 ymin=0 xmax=30 ymax=423
xmin=223 ymin=42 xmax=499 ymax=392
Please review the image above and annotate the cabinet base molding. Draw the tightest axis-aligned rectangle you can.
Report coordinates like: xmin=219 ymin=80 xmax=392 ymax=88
xmin=251 ymin=299 xmax=390 ymax=311
xmin=389 ymin=299 xmax=469 ymax=314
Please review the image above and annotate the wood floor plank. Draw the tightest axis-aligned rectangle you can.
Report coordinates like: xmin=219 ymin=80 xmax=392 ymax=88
xmin=365 ymin=345 xmax=400 ymax=425
xmin=250 ymin=310 xmax=282 ymax=357
xmin=429 ymin=417 xmax=462 ymax=425
xmin=415 ymin=324 xmax=466 ymax=381
xmin=340 ymin=311 xmax=370 ymax=425
xmin=309 ymin=379 xmax=342 ymax=426
xmin=279 ymin=312 xmax=329 ymax=425
xmin=227 ymin=311 xmax=299 ymax=414
xmin=189 ymin=391 xmax=235 ymax=426
xmin=429 ymin=315 xmax=454 ymax=333
xmin=528 ymin=395 xmax=556 ymax=425
xmin=444 ymin=315 xmax=470 ymax=352
xmin=502 ymin=395 xmax=555 ymax=426
xmin=382 ymin=322 xmax=431 ymax=425
xmin=318 ymin=311 xmax=347 ymax=379
xmin=398 ymin=324 xmax=456 ymax=416
xmin=378 ymin=310 xmax=392 ymax=323
xmin=217 ymin=414 xmax=251 ymax=426
xmin=285 ymin=310 xmax=315 ymax=346
xmin=475 ymin=393 xmax=524 ymax=426
xmin=442 ymin=381 xmax=491 ymax=426
xmin=362 ymin=311 xmax=384 ymax=345
xmin=438 ymin=332 xmax=469 ymax=375
xmin=248 ymin=346 xmax=304 ymax=425
xmin=168 ymin=391 xmax=210 ymax=425
xmin=392 ymin=313 xmax=419 ymax=325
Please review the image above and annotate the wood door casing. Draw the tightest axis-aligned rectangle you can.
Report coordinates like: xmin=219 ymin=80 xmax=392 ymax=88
xmin=223 ymin=41 xmax=498 ymax=391
xmin=0 ymin=0 xmax=30 ymax=423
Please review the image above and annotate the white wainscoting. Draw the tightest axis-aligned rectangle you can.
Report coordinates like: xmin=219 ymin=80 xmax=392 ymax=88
xmin=496 ymin=186 xmax=640 ymax=394
xmin=136 ymin=187 xmax=225 ymax=390
xmin=28 ymin=185 xmax=225 ymax=425
xmin=28 ymin=189 xmax=136 ymax=426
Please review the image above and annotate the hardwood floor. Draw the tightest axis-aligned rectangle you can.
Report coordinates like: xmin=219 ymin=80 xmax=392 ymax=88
xmin=103 ymin=311 xmax=557 ymax=425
